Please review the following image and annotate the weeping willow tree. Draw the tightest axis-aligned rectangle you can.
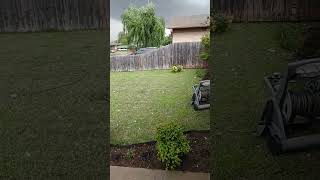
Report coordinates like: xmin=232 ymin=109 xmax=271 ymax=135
xmin=121 ymin=3 xmax=165 ymax=48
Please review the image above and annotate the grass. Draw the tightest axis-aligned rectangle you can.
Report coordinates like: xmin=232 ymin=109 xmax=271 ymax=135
xmin=0 ymin=31 xmax=108 ymax=179
xmin=212 ymin=23 xmax=320 ymax=179
xmin=110 ymin=69 xmax=209 ymax=145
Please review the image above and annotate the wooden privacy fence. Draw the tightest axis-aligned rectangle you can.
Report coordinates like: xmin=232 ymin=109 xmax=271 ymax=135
xmin=111 ymin=42 xmax=207 ymax=72
xmin=0 ymin=0 xmax=107 ymax=32
xmin=214 ymin=0 xmax=320 ymax=22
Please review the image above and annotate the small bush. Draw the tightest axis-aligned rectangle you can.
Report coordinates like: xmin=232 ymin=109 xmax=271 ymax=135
xmin=200 ymin=52 xmax=210 ymax=61
xmin=196 ymin=69 xmax=206 ymax=79
xmin=277 ymin=23 xmax=305 ymax=52
xmin=212 ymin=12 xmax=233 ymax=33
xmin=171 ymin=65 xmax=178 ymax=72
xmin=155 ymin=122 xmax=190 ymax=170
xmin=200 ymin=33 xmax=210 ymax=61
xmin=171 ymin=65 xmax=183 ymax=73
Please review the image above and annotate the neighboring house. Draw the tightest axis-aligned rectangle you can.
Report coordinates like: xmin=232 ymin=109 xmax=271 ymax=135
xmin=166 ymin=14 xmax=209 ymax=43
xmin=117 ymin=45 xmax=128 ymax=51
xmin=110 ymin=42 xmax=121 ymax=53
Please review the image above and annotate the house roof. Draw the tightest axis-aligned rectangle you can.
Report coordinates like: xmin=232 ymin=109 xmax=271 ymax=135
xmin=166 ymin=14 xmax=210 ymax=29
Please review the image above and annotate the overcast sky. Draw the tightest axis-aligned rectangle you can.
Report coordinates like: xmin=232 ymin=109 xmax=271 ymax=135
xmin=110 ymin=0 xmax=210 ymax=42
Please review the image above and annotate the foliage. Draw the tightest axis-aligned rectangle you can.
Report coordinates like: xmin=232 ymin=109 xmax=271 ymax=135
xmin=121 ymin=3 xmax=165 ymax=48
xmin=117 ymin=31 xmax=128 ymax=45
xmin=128 ymin=44 xmax=136 ymax=49
xmin=171 ymin=65 xmax=183 ymax=73
xmin=200 ymin=33 xmax=210 ymax=61
xmin=162 ymin=36 xmax=172 ymax=46
xmin=155 ymin=122 xmax=190 ymax=170
xmin=171 ymin=66 xmax=178 ymax=72
xmin=196 ymin=69 xmax=206 ymax=78
xmin=276 ymin=23 xmax=305 ymax=53
xmin=212 ymin=12 xmax=233 ymax=33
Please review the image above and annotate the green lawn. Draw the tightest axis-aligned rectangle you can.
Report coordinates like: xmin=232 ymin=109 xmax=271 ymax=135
xmin=212 ymin=23 xmax=320 ymax=179
xmin=110 ymin=69 xmax=210 ymax=145
xmin=0 ymin=32 xmax=108 ymax=178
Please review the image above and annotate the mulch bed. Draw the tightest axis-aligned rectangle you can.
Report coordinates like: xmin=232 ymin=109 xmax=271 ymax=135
xmin=110 ymin=130 xmax=209 ymax=173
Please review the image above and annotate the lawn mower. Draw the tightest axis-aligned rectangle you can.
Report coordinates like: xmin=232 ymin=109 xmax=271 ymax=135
xmin=191 ymin=80 xmax=210 ymax=110
xmin=257 ymin=58 xmax=320 ymax=154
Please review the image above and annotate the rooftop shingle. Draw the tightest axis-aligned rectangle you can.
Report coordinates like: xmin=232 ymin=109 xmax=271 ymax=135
xmin=166 ymin=14 xmax=210 ymax=29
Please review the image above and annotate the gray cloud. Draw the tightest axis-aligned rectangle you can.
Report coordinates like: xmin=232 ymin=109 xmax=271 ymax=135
xmin=110 ymin=18 xmax=123 ymax=42
xmin=110 ymin=0 xmax=210 ymax=42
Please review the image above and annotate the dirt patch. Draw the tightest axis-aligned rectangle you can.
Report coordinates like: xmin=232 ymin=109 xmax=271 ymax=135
xmin=110 ymin=131 xmax=209 ymax=173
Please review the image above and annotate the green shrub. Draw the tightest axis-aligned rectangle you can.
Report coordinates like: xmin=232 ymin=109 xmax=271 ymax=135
xmin=200 ymin=33 xmax=210 ymax=61
xmin=195 ymin=69 xmax=206 ymax=79
xmin=177 ymin=65 xmax=183 ymax=72
xmin=155 ymin=122 xmax=190 ymax=170
xmin=162 ymin=36 xmax=172 ymax=46
xmin=200 ymin=52 xmax=210 ymax=61
xmin=212 ymin=12 xmax=233 ymax=33
xmin=277 ymin=23 xmax=305 ymax=52
xmin=171 ymin=65 xmax=178 ymax=72
xmin=171 ymin=65 xmax=183 ymax=73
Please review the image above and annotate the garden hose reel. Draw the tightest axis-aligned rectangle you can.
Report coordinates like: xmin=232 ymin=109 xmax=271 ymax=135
xmin=191 ymin=80 xmax=210 ymax=110
xmin=257 ymin=58 xmax=320 ymax=154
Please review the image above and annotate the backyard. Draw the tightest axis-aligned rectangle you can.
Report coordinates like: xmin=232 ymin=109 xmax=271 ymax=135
xmin=110 ymin=69 xmax=210 ymax=145
xmin=0 ymin=32 xmax=108 ymax=178
xmin=212 ymin=23 xmax=320 ymax=179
